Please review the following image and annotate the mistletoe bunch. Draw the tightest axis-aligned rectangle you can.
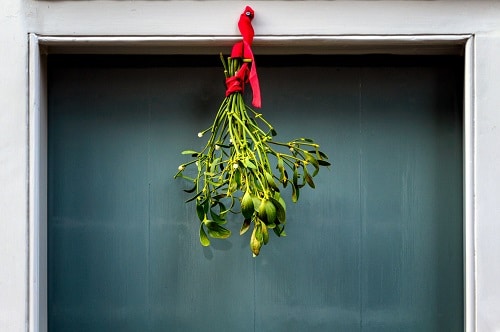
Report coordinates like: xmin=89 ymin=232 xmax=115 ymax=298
xmin=174 ymin=7 xmax=329 ymax=256
xmin=175 ymin=55 xmax=329 ymax=256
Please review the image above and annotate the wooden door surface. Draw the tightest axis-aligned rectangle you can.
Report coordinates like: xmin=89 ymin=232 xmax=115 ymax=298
xmin=48 ymin=54 xmax=463 ymax=331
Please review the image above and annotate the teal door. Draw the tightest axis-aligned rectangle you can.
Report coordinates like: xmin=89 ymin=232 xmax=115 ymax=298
xmin=48 ymin=54 xmax=463 ymax=331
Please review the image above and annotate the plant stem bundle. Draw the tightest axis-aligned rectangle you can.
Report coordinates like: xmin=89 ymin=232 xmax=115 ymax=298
xmin=175 ymin=55 xmax=330 ymax=256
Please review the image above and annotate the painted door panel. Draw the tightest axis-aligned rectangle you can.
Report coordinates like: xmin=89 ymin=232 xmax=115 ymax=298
xmin=48 ymin=55 xmax=463 ymax=331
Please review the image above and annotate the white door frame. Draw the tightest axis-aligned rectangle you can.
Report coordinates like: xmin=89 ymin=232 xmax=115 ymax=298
xmin=28 ymin=33 xmax=475 ymax=332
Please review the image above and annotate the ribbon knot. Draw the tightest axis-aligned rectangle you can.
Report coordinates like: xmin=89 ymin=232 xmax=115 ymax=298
xmin=225 ymin=63 xmax=249 ymax=97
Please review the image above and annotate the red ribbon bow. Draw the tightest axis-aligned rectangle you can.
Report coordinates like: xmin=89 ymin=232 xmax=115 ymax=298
xmin=227 ymin=6 xmax=261 ymax=108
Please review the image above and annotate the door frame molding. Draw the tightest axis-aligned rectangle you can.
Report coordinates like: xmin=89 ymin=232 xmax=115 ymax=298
xmin=28 ymin=34 xmax=475 ymax=332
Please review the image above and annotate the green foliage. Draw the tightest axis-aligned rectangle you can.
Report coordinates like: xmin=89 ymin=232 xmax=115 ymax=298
xmin=175 ymin=56 xmax=329 ymax=256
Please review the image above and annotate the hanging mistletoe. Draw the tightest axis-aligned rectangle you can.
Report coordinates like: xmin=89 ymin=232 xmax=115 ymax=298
xmin=175 ymin=6 xmax=330 ymax=256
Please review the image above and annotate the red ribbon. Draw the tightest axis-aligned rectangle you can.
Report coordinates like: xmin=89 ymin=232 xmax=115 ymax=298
xmin=225 ymin=62 xmax=249 ymax=97
xmin=227 ymin=6 xmax=261 ymax=108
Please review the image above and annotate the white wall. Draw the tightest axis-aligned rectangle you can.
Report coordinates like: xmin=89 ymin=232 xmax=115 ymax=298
xmin=0 ymin=1 xmax=29 ymax=331
xmin=475 ymin=32 xmax=500 ymax=331
xmin=2 ymin=1 xmax=500 ymax=331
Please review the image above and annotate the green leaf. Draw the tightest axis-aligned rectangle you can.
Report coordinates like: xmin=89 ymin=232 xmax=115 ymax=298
xmin=293 ymin=165 xmax=302 ymax=192
xmin=265 ymin=200 xmax=277 ymax=224
xmin=205 ymin=221 xmax=231 ymax=239
xmin=207 ymin=179 xmax=224 ymax=187
xmin=244 ymin=158 xmax=257 ymax=169
xmin=210 ymin=209 xmax=226 ymax=224
xmin=241 ymin=191 xmax=255 ymax=219
xmin=265 ymin=172 xmax=279 ymax=192
xmin=305 ymin=173 xmax=315 ymax=188
xmin=273 ymin=225 xmax=286 ymax=237
xmin=250 ymin=223 xmax=263 ymax=256
xmin=261 ymin=221 xmax=269 ymax=245
xmin=291 ymin=183 xmax=299 ymax=203
xmin=300 ymin=138 xmax=314 ymax=143
xmin=270 ymin=128 xmax=277 ymax=136
xmin=240 ymin=218 xmax=251 ymax=235
xmin=210 ymin=157 xmax=221 ymax=173
xmin=234 ymin=168 xmax=242 ymax=187
xmin=269 ymin=197 xmax=286 ymax=223
xmin=228 ymin=177 xmax=237 ymax=194
xmin=305 ymin=152 xmax=320 ymax=177
xmin=251 ymin=173 xmax=263 ymax=191
xmin=266 ymin=222 xmax=276 ymax=229
xmin=252 ymin=197 xmax=262 ymax=211
xmin=278 ymin=194 xmax=287 ymax=211
xmin=202 ymin=198 xmax=210 ymax=214
xmin=282 ymin=170 xmax=289 ymax=187
xmin=293 ymin=166 xmax=299 ymax=187
xmin=277 ymin=157 xmax=285 ymax=178
xmin=258 ymin=199 xmax=277 ymax=225
xmin=254 ymin=222 xmax=263 ymax=242
xmin=318 ymin=160 xmax=331 ymax=166
xmin=196 ymin=202 xmax=205 ymax=221
xmin=178 ymin=174 xmax=195 ymax=182
xmin=304 ymin=167 xmax=316 ymax=189
xmin=181 ymin=150 xmax=198 ymax=155
xmin=199 ymin=225 xmax=210 ymax=246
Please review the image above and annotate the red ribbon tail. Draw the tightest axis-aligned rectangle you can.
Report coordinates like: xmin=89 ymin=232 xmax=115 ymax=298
xmin=243 ymin=41 xmax=261 ymax=108
xmin=249 ymin=63 xmax=261 ymax=108
xmin=230 ymin=41 xmax=261 ymax=108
